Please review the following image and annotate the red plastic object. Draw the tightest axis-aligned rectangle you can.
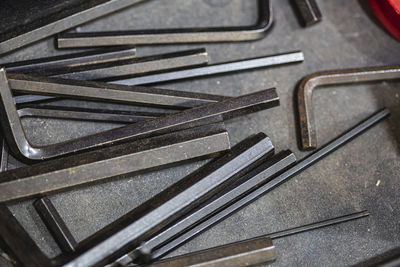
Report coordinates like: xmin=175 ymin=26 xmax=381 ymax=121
xmin=369 ymin=0 xmax=400 ymax=41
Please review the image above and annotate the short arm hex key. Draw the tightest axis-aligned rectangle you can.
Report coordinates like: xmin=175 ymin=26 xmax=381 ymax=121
xmin=57 ymin=0 xmax=273 ymax=48
xmin=297 ymin=65 xmax=400 ymax=150
xmin=0 ymin=68 xmax=279 ymax=161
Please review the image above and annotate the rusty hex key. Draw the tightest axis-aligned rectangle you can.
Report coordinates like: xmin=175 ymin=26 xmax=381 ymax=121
xmin=297 ymin=65 xmax=400 ymax=150
xmin=57 ymin=0 xmax=273 ymax=48
xmin=0 ymin=68 xmax=278 ymax=161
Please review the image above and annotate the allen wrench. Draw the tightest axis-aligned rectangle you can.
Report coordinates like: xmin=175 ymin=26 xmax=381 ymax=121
xmin=129 ymin=108 xmax=389 ymax=261
xmin=293 ymin=0 xmax=322 ymax=27
xmin=147 ymin=211 xmax=369 ymax=267
xmin=297 ymin=65 xmax=400 ymax=150
xmin=57 ymin=0 xmax=273 ymax=48
xmin=0 ymin=68 xmax=278 ymax=161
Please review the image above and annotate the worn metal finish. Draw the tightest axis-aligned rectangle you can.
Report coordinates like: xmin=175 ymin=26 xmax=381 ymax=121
xmin=148 ymin=109 xmax=389 ymax=260
xmin=297 ymin=65 xmax=400 ymax=150
xmin=0 ymin=68 xmax=277 ymax=160
xmin=114 ymin=51 xmax=304 ymax=85
xmin=0 ymin=0 xmax=147 ymax=55
xmin=149 ymin=237 xmax=276 ymax=267
xmin=59 ymin=133 xmax=273 ymax=267
xmin=0 ymin=123 xmax=230 ymax=203
xmin=34 ymin=197 xmax=79 ymax=253
xmin=57 ymin=0 xmax=272 ymax=48
xmin=17 ymin=105 xmax=168 ymax=124
xmin=116 ymin=151 xmax=295 ymax=265
xmin=3 ymin=47 xmax=136 ymax=74
xmin=293 ymin=0 xmax=322 ymax=26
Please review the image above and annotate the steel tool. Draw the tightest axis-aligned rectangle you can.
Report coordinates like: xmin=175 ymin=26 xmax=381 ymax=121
xmin=0 ymin=68 xmax=278 ymax=160
xmin=297 ymin=65 xmax=400 ymax=150
xmin=293 ymin=0 xmax=322 ymax=26
xmin=57 ymin=0 xmax=273 ymax=48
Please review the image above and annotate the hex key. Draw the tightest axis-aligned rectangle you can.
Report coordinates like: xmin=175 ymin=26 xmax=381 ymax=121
xmin=58 ymin=133 xmax=273 ymax=267
xmin=128 ymin=151 xmax=296 ymax=264
xmin=8 ymin=73 xmax=227 ymax=109
xmin=57 ymin=0 xmax=273 ymax=48
xmin=2 ymin=47 xmax=137 ymax=75
xmin=297 ymin=65 xmax=400 ymax=150
xmin=293 ymin=0 xmax=322 ymax=26
xmin=0 ymin=69 xmax=278 ymax=161
xmin=147 ymin=211 xmax=369 ymax=267
xmin=0 ymin=123 xmax=230 ymax=203
xmin=143 ymin=108 xmax=389 ymax=260
xmin=30 ymin=133 xmax=273 ymax=258
xmin=0 ymin=0 xmax=147 ymax=55
xmin=17 ymin=105 xmax=170 ymax=124
xmin=114 ymin=51 xmax=304 ymax=86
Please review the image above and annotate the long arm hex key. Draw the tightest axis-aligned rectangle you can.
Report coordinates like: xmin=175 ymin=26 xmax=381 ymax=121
xmin=57 ymin=0 xmax=273 ymax=48
xmin=144 ymin=108 xmax=389 ymax=260
xmin=114 ymin=51 xmax=304 ymax=86
xmin=297 ymin=65 xmax=400 ymax=150
xmin=0 ymin=68 xmax=278 ymax=161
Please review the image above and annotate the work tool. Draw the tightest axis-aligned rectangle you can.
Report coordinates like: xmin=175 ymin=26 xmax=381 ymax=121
xmin=0 ymin=0 xmax=147 ymax=55
xmin=147 ymin=211 xmax=369 ymax=267
xmin=293 ymin=0 xmax=322 ymax=26
xmin=0 ymin=68 xmax=278 ymax=160
xmin=114 ymin=51 xmax=304 ymax=86
xmin=297 ymin=65 xmax=400 ymax=150
xmin=128 ymin=108 xmax=389 ymax=261
xmin=3 ymin=47 xmax=137 ymax=74
xmin=57 ymin=0 xmax=272 ymax=48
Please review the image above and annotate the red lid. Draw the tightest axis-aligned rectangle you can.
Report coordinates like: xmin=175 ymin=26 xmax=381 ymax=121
xmin=369 ymin=0 xmax=400 ymax=41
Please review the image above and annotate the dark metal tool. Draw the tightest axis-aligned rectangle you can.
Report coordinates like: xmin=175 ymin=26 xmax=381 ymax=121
xmin=117 ymin=151 xmax=296 ymax=265
xmin=293 ymin=0 xmax=322 ymax=26
xmin=57 ymin=0 xmax=272 ymax=48
xmin=147 ymin=211 xmax=369 ymax=267
xmin=113 ymin=51 xmax=304 ymax=86
xmin=2 ymin=47 xmax=137 ymax=75
xmin=0 ymin=68 xmax=278 ymax=160
xmin=0 ymin=123 xmax=230 ymax=203
xmin=57 ymin=133 xmax=273 ymax=267
xmin=140 ymin=108 xmax=389 ymax=260
xmin=0 ymin=0 xmax=147 ymax=55
xmin=297 ymin=65 xmax=400 ymax=150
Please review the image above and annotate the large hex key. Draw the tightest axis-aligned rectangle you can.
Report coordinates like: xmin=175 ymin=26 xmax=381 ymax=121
xmin=57 ymin=0 xmax=273 ymax=48
xmin=141 ymin=108 xmax=389 ymax=260
xmin=114 ymin=51 xmax=304 ymax=86
xmin=0 ymin=123 xmax=230 ymax=203
xmin=57 ymin=133 xmax=274 ymax=267
xmin=125 ymin=151 xmax=297 ymax=265
xmin=2 ymin=47 xmax=137 ymax=75
xmin=297 ymin=65 xmax=400 ymax=150
xmin=0 ymin=68 xmax=278 ymax=161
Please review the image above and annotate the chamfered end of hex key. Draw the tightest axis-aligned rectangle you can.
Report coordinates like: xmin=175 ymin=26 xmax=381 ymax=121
xmin=293 ymin=0 xmax=322 ymax=27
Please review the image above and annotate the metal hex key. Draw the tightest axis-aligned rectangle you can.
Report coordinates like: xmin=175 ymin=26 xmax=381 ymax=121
xmin=114 ymin=51 xmax=305 ymax=86
xmin=297 ymin=65 xmax=400 ymax=150
xmin=293 ymin=0 xmax=322 ymax=26
xmin=57 ymin=133 xmax=274 ymax=267
xmin=57 ymin=0 xmax=273 ymax=48
xmin=0 ymin=68 xmax=278 ymax=160
xmin=138 ymin=108 xmax=389 ymax=261
xmin=0 ymin=123 xmax=230 ymax=203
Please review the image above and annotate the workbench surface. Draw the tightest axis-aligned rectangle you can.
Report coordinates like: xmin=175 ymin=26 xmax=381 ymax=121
xmin=0 ymin=1 xmax=399 ymax=266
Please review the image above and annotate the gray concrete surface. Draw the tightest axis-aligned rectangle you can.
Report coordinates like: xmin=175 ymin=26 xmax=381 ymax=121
xmin=0 ymin=0 xmax=399 ymax=266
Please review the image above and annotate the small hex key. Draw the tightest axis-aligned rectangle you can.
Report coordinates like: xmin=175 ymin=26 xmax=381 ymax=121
xmin=114 ymin=51 xmax=304 ymax=86
xmin=0 ymin=68 xmax=278 ymax=161
xmin=132 ymin=108 xmax=389 ymax=261
xmin=57 ymin=133 xmax=274 ymax=267
xmin=2 ymin=47 xmax=137 ymax=75
xmin=31 ymin=133 xmax=273 ymax=256
xmin=147 ymin=211 xmax=369 ymax=267
xmin=57 ymin=0 xmax=273 ymax=48
xmin=297 ymin=65 xmax=400 ymax=150
xmin=293 ymin=0 xmax=322 ymax=27
xmin=0 ymin=123 xmax=230 ymax=204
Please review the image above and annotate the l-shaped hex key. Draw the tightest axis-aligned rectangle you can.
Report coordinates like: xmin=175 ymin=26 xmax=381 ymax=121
xmin=57 ymin=0 xmax=273 ymax=48
xmin=0 ymin=68 xmax=278 ymax=161
xmin=297 ymin=65 xmax=400 ymax=150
